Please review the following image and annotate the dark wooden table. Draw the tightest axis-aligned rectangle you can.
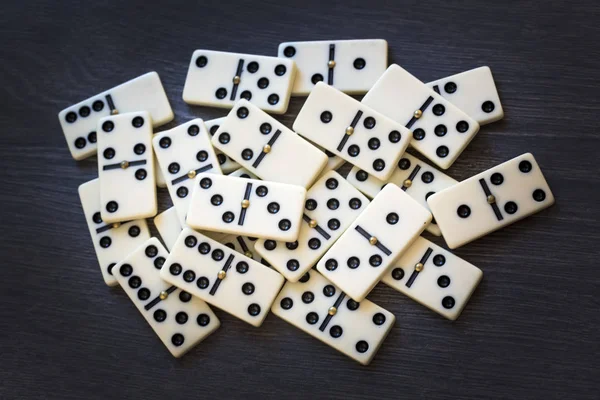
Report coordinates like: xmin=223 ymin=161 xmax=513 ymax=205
xmin=2 ymin=1 xmax=598 ymax=398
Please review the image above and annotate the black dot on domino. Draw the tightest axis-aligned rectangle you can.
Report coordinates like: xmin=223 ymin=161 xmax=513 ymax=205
xmin=325 ymin=259 xmax=338 ymax=271
xmin=442 ymin=296 xmax=455 ymax=309
xmin=74 ymin=137 xmax=86 ymax=149
xmin=278 ymin=219 xmax=291 ymax=231
xmin=196 ymin=56 xmax=208 ymax=67
xmin=413 ymin=128 xmax=425 ymax=141
xmin=128 ymin=276 xmax=141 ymax=289
xmin=280 ymin=297 xmax=293 ymax=309
xmin=171 ymin=334 xmax=185 ymax=346
xmin=347 ymin=299 xmax=359 ymax=310
xmin=197 ymin=314 xmax=210 ymax=326
xmin=356 ymin=340 xmax=369 ymax=353
xmin=457 ymin=205 xmax=471 ymax=218
xmin=369 ymin=255 xmax=382 ymax=267
xmin=241 ymin=283 xmax=255 ymax=295
xmin=306 ymin=312 xmax=319 ymax=324
xmin=176 ymin=312 xmax=188 ymax=324
xmin=106 ymin=201 xmax=118 ymax=213
xmin=274 ymin=65 xmax=287 ymax=76
xmin=372 ymin=313 xmax=386 ymax=325
xmin=135 ymin=169 xmax=146 ymax=180
xmin=355 ymin=170 xmax=368 ymax=182
xmin=482 ymin=101 xmax=495 ymax=113
xmin=154 ymin=309 xmax=167 ymax=322
xmin=131 ymin=116 xmax=144 ymax=128
xmin=159 ymin=137 xmax=171 ymax=148
xmin=348 ymin=145 xmax=360 ymax=157
xmin=287 ymin=259 xmax=299 ymax=271
xmin=283 ymin=46 xmax=296 ymax=57
xmin=391 ymin=268 xmax=404 ymax=280
xmin=215 ymin=88 xmax=227 ymax=99
xmin=320 ymin=111 xmax=332 ymax=123
xmin=247 ymin=303 xmax=261 ymax=316
xmin=302 ymin=291 xmax=314 ymax=303
xmin=311 ymin=74 xmax=324 ymax=84
xmin=421 ymin=172 xmax=434 ymax=183
xmin=247 ymin=62 xmax=259 ymax=73
xmin=260 ymin=123 xmax=272 ymax=134
xmin=444 ymin=82 xmax=457 ymax=93
xmin=137 ymin=288 xmax=150 ymax=300
xmin=257 ymin=77 xmax=269 ymax=89
xmin=437 ymin=275 xmax=451 ymax=288
xmin=211 ymin=249 xmax=224 ymax=261
xmin=329 ymin=325 xmax=342 ymax=338
xmin=177 ymin=187 xmax=188 ymax=198
xmin=353 ymin=58 xmax=366 ymax=69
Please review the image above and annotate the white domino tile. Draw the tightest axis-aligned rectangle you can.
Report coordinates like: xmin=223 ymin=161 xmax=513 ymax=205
xmin=428 ymin=153 xmax=555 ymax=249
xmin=362 ymin=64 xmax=480 ymax=170
xmin=160 ymin=229 xmax=285 ymax=327
xmin=382 ymin=237 xmax=482 ymax=320
xmin=272 ymin=269 xmax=395 ymax=365
xmin=97 ymin=111 xmax=157 ymax=223
xmin=277 ymin=39 xmax=388 ymax=95
xmin=153 ymin=119 xmax=223 ymax=226
xmin=426 ymin=66 xmax=503 ymax=126
xmin=212 ymin=100 xmax=328 ymax=188
xmin=186 ymin=173 xmax=306 ymax=242
xmin=113 ymin=238 xmax=220 ymax=357
xmin=58 ymin=72 xmax=173 ymax=160
xmin=182 ymin=50 xmax=296 ymax=114
xmin=317 ymin=184 xmax=432 ymax=301
xmin=293 ymin=82 xmax=412 ymax=181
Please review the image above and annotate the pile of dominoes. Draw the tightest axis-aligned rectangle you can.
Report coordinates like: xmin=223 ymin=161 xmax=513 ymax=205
xmin=59 ymin=39 xmax=555 ymax=365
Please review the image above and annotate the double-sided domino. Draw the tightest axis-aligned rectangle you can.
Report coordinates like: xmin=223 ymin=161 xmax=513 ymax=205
xmin=182 ymin=50 xmax=296 ymax=114
xmin=97 ymin=111 xmax=157 ymax=223
xmin=317 ymin=184 xmax=432 ymax=302
xmin=277 ymin=39 xmax=388 ymax=95
xmin=293 ymin=82 xmax=412 ymax=181
xmin=256 ymin=171 xmax=369 ymax=282
xmin=153 ymin=119 xmax=223 ymax=226
xmin=346 ymin=152 xmax=458 ymax=236
xmin=79 ymin=179 xmax=150 ymax=286
xmin=113 ymin=238 xmax=220 ymax=357
xmin=427 ymin=66 xmax=503 ymax=126
xmin=58 ymin=72 xmax=173 ymax=160
xmin=186 ymin=173 xmax=306 ymax=242
xmin=272 ymin=269 xmax=395 ymax=365
xmin=428 ymin=153 xmax=555 ymax=248
xmin=382 ymin=237 xmax=482 ymax=320
xmin=362 ymin=64 xmax=480 ymax=170
xmin=160 ymin=229 xmax=285 ymax=327
xmin=212 ymin=100 xmax=328 ymax=188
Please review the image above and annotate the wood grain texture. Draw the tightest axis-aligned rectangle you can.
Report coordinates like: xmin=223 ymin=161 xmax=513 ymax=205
xmin=1 ymin=0 xmax=599 ymax=398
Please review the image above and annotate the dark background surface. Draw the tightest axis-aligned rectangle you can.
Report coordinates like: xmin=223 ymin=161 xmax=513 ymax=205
xmin=1 ymin=0 xmax=599 ymax=399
